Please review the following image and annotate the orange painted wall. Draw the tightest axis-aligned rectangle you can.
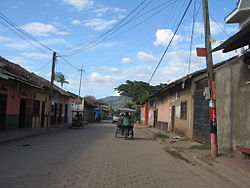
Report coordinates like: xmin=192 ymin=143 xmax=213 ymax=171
xmin=0 ymin=78 xmax=33 ymax=115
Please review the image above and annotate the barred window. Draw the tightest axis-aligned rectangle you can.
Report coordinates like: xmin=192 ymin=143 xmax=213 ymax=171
xmin=180 ymin=101 xmax=187 ymax=120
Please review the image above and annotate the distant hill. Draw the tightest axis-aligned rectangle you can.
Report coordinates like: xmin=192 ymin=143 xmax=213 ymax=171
xmin=98 ymin=96 xmax=131 ymax=109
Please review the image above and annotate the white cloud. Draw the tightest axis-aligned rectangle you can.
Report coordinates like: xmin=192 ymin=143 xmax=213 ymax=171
xmin=84 ymin=18 xmax=117 ymax=31
xmin=137 ymin=52 xmax=157 ymax=62
xmin=8 ymin=56 xmax=30 ymax=64
xmin=97 ymin=65 xmax=120 ymax=72
xmin=153 ymin=29 xmax=182 ymax=46
xmin=63 ymin=0 xmax=93 ymax=11
xmin=90 ymin=72 xmax=122 ymax=85
xmin=21 ymin=52 xmax=50 ymax=59
xmin=21 ymin=22 xmax=69 ymax=36
xmin=121 ymin=57 xmax=132 ymax=63
xmin=112 ymin=91 xmax=120 ymax=96
xmin=71 ymin=19 xmax=82 ymax=25
xmin=194 ymin=21 xmax=238 ymax=36
xmin=93 ymin=7 xmax=125 ymax=14
xmin=0 ymin=36 xmax=15 ymax=42
xmin=5 ymin=41 xmax=31 ymax=50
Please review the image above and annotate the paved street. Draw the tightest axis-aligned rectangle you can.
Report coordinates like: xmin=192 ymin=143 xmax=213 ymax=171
xmin=0 ymin=121 xmax=248 ymax=188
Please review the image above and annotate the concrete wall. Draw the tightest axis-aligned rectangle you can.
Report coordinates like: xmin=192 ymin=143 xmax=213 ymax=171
xmin=216 ymin=54 xmax=250 ymax=152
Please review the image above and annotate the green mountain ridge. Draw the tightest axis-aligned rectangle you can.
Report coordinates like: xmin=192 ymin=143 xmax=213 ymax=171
xmin=98 ymin=96 xmax=131 ymax=109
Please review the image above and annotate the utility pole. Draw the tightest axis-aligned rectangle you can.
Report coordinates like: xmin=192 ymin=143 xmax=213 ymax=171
xmin=78 ymin=66 xmax=84 ymax=99
xmin=51 ymin=52 xmax=56 ymax=84
xmin=202 ymin=0 xmax=218 ymax=158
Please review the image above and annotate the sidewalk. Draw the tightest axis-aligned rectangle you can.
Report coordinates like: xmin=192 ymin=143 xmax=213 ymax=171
xmin=0 ymin=124 xmax=69 ymax=144
xmin=137 ymin=125 xmax=250 ymax=179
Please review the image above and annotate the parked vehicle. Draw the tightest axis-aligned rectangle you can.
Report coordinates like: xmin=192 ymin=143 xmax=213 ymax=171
xmin=112 ymin=114 xmax=120 ymax=123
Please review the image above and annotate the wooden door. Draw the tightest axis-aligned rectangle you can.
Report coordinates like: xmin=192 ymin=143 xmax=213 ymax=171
xmin=0 ymin=94 xmax=7 ymax=130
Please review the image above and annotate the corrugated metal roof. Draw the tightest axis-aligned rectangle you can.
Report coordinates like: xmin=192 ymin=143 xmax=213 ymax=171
xmin=212 ymin=23 xmax=250 ymax=53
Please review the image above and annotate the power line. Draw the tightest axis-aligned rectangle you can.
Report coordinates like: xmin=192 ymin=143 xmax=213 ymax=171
xmin=187 ymin=0 xmax=200 ymax=74
xmin=106 ymin=0 xmax=178 ymax=42
xmin=148 ymin=0 xmax=193 ymax=83
xmin=0 ymin=12 xmax=54 ymax=53
xmin=59 ymin=0 xmax=149 ymax=55
xmin=209 ymin=13 xmax=230 ymax=37
xmin=33 ymin=59 xmax=52 ymax=72
xmin=57 ymin=56 xmax=79 ymax=70
xmin=59 ymin=0 xmax=154 ymax=57
xmin=0 ymin=19 xmax=50 ymax=55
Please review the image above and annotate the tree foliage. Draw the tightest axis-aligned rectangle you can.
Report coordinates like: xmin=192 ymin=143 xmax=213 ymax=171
xmin=55 ymin=72 xmax=69 ymax=88
xmin=115 ymin=80 xmax=166 ymax=103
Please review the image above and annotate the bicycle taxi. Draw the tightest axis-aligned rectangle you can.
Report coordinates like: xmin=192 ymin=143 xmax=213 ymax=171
xmin=115 ymin=108 xmax=135 ymax=140
xmin=71 ymin=110 xmax=85 ymax=129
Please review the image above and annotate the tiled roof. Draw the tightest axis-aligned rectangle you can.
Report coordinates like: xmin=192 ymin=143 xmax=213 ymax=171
xmin=145 ymin=55 xmax=238 ymax=100
xmin=0 ymin=56 xmax=69 ymax=96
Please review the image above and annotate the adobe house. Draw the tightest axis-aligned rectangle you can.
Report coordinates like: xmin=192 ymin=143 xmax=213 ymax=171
xmin=143 ymin=57 xmax=237 ymax=142
xmin=0 ymin=57 xmax=71 ymax=130
xmin=140 ymin=99 xmax=156 ymax=127
xmin=82 ymin=96 xmax=99 ymax=122
xmin=211 ymin=0 xmax=250 ymax=152
xmin=47 ymin=83 xmax=71 ymax=126
xmin=0 ymin=57 xmax=49 ymax=130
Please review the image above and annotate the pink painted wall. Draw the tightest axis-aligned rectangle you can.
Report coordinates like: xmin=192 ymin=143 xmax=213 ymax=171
xmin=156 ymin=95 xmax=169 ymax=122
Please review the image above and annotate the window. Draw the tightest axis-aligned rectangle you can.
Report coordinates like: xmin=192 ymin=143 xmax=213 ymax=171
xmin=180 ymin=101 xmax=187 ymax=120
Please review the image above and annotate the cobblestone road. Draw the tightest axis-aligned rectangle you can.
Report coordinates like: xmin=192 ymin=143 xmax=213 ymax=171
xmin=0 ymin=121 xmax=242 ymax=188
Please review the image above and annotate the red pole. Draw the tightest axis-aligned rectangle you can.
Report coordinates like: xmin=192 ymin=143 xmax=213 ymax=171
xmin=202 ymin=0 xmax=218 ymax=158
xmin=209 ymin=81 xmax=218 ymax=157
xmin=144 ymin=102 xmax=149 ymax=126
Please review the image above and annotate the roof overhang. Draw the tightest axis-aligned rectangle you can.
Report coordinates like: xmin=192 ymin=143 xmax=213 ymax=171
xmin=226 ymin=0 xmax=250 ymax=23
xmin=212 ymin=23 xmax=250 ymax=53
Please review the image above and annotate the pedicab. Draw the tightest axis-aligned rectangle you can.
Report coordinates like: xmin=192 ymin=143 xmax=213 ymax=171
xmin=71 ymin=110 xmax=85 ymax=129
xmin=115 ymin=108 xmax=135 ymax=140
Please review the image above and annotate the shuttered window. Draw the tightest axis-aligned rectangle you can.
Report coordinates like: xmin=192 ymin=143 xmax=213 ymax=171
xmin=180 ymin=101 xmax=187 ymax=120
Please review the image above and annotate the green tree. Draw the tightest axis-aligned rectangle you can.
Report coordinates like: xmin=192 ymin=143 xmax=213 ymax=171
xmin=115 ymin=80 xmax=165 ymax=103
xmin=55 ymin=72 xmax=69 ymax=88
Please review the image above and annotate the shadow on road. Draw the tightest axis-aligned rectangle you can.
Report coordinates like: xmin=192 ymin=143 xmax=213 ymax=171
xmin=115 ymin=136 xmax=155 ymax=141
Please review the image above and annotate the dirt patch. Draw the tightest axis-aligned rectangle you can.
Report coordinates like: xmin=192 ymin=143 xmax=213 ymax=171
xmin=165 ymin=148 xmax=193 ymax=165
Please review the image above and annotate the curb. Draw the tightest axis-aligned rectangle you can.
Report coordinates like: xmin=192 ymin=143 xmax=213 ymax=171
xmin=0 ymin=126 xmax=69 ymax=144
xmin=142 ymin=126 xmax=250 ymax=186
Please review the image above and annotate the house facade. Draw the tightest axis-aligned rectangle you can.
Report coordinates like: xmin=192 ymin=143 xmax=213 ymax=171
xmin=0 ymin=56 xmax=70 ymax=130
xmin=211 ymin=0 xmax=250 ymax=152
xmin=168 ymin=79 xmax=194 ymax=139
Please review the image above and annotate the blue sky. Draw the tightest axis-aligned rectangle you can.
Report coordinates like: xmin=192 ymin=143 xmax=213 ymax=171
xmin=0 ymin=0 xmax=239 ymax=98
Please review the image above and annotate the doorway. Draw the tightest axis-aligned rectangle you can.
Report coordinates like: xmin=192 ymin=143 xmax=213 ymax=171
xmin=0 ymin=94 xmax=7 ymax=130
xmin=153 ymin=109 xmax=158 ymax=128
xmin=41 ymin=101 xmax=45 ymax=127
xmin=19 ymin=99 xmax=26 ymax=128
xmin=171 ymin=106 xmax=175 ymax=132
xmin=64 ymin=104 xmax=68 ymax=123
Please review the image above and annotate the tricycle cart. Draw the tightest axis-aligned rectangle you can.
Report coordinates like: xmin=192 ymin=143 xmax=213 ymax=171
xmin=71 ymin=110 xmax=85 ymax=129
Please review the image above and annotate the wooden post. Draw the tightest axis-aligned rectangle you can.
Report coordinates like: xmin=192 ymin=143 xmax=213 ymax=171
xmin=202 ymin=0 xmax=218 ymax=158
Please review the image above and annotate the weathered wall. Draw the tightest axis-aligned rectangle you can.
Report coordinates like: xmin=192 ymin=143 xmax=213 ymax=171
xmin=156 ymin=93 xmax=169 ymax=132
xmin=169 ymin=85 xmax=193 ymax=138
xmin=216 ymin=54 xmax=250 ymax=152
xmin=0 ymin=78 xmax=34 ymax=130
xmin=140 ymin=103 xmax=147 ymax=125
xmin=157 ymin=94 xmax=169 ymax=122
